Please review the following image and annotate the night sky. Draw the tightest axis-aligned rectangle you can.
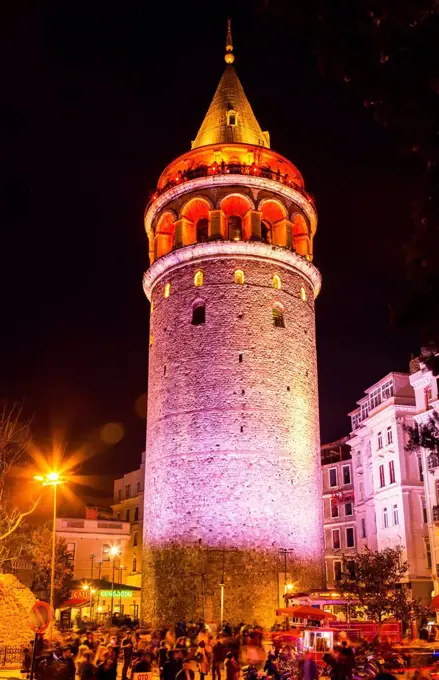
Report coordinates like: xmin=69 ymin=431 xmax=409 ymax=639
xmin=1 ymin=1 xmax=427 ymax=497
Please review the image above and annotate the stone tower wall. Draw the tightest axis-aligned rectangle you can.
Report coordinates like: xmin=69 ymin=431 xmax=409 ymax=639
xmin=142 ymin=245 xmax=323 ymax=627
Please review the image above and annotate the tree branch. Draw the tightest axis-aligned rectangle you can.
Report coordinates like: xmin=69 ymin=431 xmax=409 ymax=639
xmin=0 ymin=497 xmax=40 ymax=542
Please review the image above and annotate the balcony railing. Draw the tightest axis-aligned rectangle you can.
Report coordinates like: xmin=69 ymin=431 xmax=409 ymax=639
xmin=432 ymin=505 xmax=439 ymax=522
xmin=428 ymin=455 xmax=439 ymax=470
xmin=148 ymin=162 xmax=314 ymax=209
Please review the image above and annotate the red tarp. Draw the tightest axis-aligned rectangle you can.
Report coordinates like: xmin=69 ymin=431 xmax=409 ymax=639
xmin=276 ymin=606 xmax=337 ymax=620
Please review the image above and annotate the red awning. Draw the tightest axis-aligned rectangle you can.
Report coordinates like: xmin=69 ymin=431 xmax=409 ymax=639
xmin=62 ymin=599 xmax=89 ymax=608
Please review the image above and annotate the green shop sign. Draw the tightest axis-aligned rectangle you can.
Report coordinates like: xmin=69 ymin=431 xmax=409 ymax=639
xmin=100 ymin=590 xmax=133 ymax=598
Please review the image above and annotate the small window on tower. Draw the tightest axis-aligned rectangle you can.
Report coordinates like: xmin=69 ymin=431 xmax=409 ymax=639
xmin=273 ymin=274 xmax=281 ymax=290
xmin=196 ymin=218 xmax=209 ymax=243
xmin=164 ymin=282 xmax=171 ymax=298
xmin=300 ymin=287 xmax=307 ymax=302
xmin=272 ymin=304 xmax=285 ymax=328
xmin=227 ymin=109 xmax=237 ymax=126
xmin=192 ymin=303 xmax=205 ymax=325
xmin=234 ymin=270 xmax=245 ymax=285
xmin=261 ymin=220 xmax=272 ymax=244
xmin=194 ymin=270 xmax=204 ymax=287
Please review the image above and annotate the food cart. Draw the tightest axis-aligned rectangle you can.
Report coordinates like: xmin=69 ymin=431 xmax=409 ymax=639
xmin=275 ymin=606 xmax=337 ymax=672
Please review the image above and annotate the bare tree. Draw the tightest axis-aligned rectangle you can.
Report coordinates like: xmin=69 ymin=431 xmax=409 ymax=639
xmin=0 ymin=404 xmax=39 ymax=569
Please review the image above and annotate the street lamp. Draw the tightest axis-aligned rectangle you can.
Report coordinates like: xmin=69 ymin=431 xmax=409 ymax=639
xmin=34 ymin=470 xmax=67 ymax=641
xmin=109 ymin=546 xmax=120 ymax=617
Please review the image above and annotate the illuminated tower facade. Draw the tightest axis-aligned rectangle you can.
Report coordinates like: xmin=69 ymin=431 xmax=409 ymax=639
xmin=142 ymin=26 xmax=323 ymax=627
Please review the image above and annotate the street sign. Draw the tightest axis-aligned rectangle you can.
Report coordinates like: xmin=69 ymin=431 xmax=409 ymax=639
xmin=29 ymin=600 xmax=52 ymax=633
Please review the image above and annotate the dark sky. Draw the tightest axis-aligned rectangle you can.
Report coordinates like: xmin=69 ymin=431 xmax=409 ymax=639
xmin=1 ymin=1 xmax=423 ymax=495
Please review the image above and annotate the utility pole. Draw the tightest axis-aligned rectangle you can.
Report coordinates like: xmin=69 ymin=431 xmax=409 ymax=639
xmin=278 ymin=548 xmax=295 ymax=606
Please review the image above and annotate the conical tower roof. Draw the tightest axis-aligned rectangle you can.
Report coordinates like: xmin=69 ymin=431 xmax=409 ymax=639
xmin=192 ymin=25 xmax=270 ymax=149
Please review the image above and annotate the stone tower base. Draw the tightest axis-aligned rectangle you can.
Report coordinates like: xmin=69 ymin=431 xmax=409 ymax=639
xmin=141 ymin=545 xmax=323 ymax=629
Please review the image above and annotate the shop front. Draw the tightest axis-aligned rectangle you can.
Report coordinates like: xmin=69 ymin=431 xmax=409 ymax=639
xmin=60 ymin=581 xmax=141 ymax=627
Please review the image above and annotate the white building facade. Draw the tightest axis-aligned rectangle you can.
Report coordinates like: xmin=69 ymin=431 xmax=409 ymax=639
xmin=347 ymin=372 xmax=432 ymax=602
xmin=112 ymin=452 xmax=145 ymax=588
xmin=321 ymin=439 xmax=356 ymax=588
xmin=409 ymin=359 xmax=439 ymax=594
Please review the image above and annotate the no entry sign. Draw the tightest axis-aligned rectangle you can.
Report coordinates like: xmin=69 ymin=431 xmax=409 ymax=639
xmin=29 ymin=601 xmax=52 ymax=633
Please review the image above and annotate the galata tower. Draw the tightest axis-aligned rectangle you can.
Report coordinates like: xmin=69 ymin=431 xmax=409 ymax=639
xmin=142 ymin=23 xmax=323 ymax=628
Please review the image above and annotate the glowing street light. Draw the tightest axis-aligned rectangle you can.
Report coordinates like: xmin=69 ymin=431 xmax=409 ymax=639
xmin=34 ymin=470 xmax=67 ymax=640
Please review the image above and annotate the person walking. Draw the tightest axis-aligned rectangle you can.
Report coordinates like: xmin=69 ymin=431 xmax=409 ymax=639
xmin=159 ymin=641 xmax=169 ymax=680
xmin=298 ymin=652 xmax=319 ymax=680
xmin=78 ymin=650 xmax=98 ymax=680
xmin=176 ymin=659 xmax=195 ymax=680
xmin=224 ymin=653 xmax=240 ymax=680
xmin=97 ymin=651 xmax=117 ymax=680
xmin=196 ymin=641 xmax=209 ymax=680
xmin=121 ymin=633 xmax=133 ymax=680
xmin=212 ymin=639 xmax=224 ymax=680
xmin=61 ymin=646 xmax=76 ymax=680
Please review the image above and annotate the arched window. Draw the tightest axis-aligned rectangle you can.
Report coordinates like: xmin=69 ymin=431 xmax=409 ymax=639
xmin=133 ymin=531 xmax=138 ymax=547
xmin=132 ymin=556 xmax=137 ymax=572
xmin=192 ymin=303 xmax=205 ymax=325
xmin=300 ymin=286 xmax=307 ymax=302
xmin=272 ymin=304 xmax=285 ymax=328
xmin=272 ymin=274 xmax=281 ymax=290
xmin=196 ymin=218 xmax=209 ymax=243
xmin=261 ymin=220 xmax=272 ymax=244
xmin=194 ymin=270 xmax=204 ymax=287
xmin=234 ymin=270 xmax=245 ymax=285
xmin=227 ymin=109 xmax=237 ymax=126
xmin=164 ymin=282 xmax=171 ymax=298
xmin=228 ymin=215 xmax=242 ymax=241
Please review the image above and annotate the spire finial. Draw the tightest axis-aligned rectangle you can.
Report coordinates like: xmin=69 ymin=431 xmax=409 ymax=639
xmin=225 ymin=18 xmax=235 ymax=64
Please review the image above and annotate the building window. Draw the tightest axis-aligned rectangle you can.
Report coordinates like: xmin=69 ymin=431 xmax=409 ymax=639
xmin=118 ymin=489 xmax=122 ymax=502
xmin=103 ymin=544 xmax=111 ymax=561
xmin=234 ymin=270 xmax=245 ymax=285
xmin=345 ymin=502 xmax=353 ymax=516
xmin=192 ymin=303 xmax=206 ymax=325
xmin=334 ymin=561 xmax=342 ymax=582
xmin=272 ymin=274 xmax=281 ymax=290
xmin=332 ymin=529 xmax=341 ymax=550
xmin=194 ymin=270 xmax=204 ymax=287
xmin=379 ymin=464 xmax=385 ymax=488
xmin=227 ymin=109 xmax=237 ymax=126
xmin=377 ymin=432 xmax=383 ymax=449
xmin=389 ymin=460 xmax=395 ymax=484
xmin=346 ymin=560 xmax=356 ymax=577
xmin=382 ymin=379 xmax=394 ymax=400
xmin=228 ymin=215 xmax=242 ymax=241
xmin=126 ymin=508 xmax=130 ymax=522
xmin=300 ymin=287 xmax=307 ymax=302
xmin=370 ymin=388 xmax=382 ymax=410
xmin=393 ymin=504 xmax=399 ymax=525
xmin=346 ymin=527 xmax=355 ymax=548
xmin=134 ymin=506 xmax=139 ymax=521
xmin=132 ymin=556 xmax=137 ymax=573
xmin=386 ymin=426 xmax=393 ymax=445
xmin=352 ymin=413 xmax=361 ymax=431
xmin=422 ymin=498 xmax=428 ymax=524
xmin=272 ymin=305 xmax=285 ymax=328
xmin=164 ymin=282 xmax=171 ymax=299
xmin=133 ymin=531 xmax=138 ymax=547
xmin=331 ymin=500 xmax=339 ymax=519
xmin=383 ymin=507 xmax=389 ymax=528
xmin=361 ymin=517 xmax=366 ymax=538
xmin=425 ymin=537 xmax=432 ymax=569
xmin=360 ymin=402 xmax=370 ymax=421
xmin=66 ymin=542 xmax=76 ymax=561
xmin=342 ymin=465 xmax=351 ymax=485
xmin=125 ymin=484 xmax=131 ymax=498
xmin=196 ymin=218 xmax=209 ymax=243
xmin=261 ymin=220 xmax=272 ymax=244
xmin=329 ymin=468 xmax=337 ymax=488
xmin=116 ymin=513 xmax=121 ymax=520
xmin=418 ymin=456 xmax=424 ymax=482
xmin=136 ymin=481 xmax=141 ymax=494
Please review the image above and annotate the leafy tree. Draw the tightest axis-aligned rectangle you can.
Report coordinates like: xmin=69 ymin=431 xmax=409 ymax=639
xmin=0 ymin=404 xmax=39 ymax=571
xmin=406 ymin=409 xmax=439 ymax=458
xmin=30 ymin=526 xmax=74 ymax=608
xmin=340 ymin=547 xmax=429 ymax=628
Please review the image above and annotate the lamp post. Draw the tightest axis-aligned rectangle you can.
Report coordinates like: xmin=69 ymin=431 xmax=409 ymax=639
xmin=109 ymin=546 xmax=120 ymax=617
xmin=95 ymin=561 xmax=102 ymax=623
xmin=34 ymin=470 xmax=67 ymax=642
xmin=118 ymin=565 xmax=126 ymax=615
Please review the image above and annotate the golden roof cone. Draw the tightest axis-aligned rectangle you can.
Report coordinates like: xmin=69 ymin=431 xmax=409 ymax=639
xmin=191 ymin=20 xmax=270 ymax=149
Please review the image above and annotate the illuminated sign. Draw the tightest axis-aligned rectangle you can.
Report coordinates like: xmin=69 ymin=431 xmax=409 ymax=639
xmin=100 ymin=590 xmax=132 ymax=598
xmin=70 ymin=590 xmax=90 ymax=600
